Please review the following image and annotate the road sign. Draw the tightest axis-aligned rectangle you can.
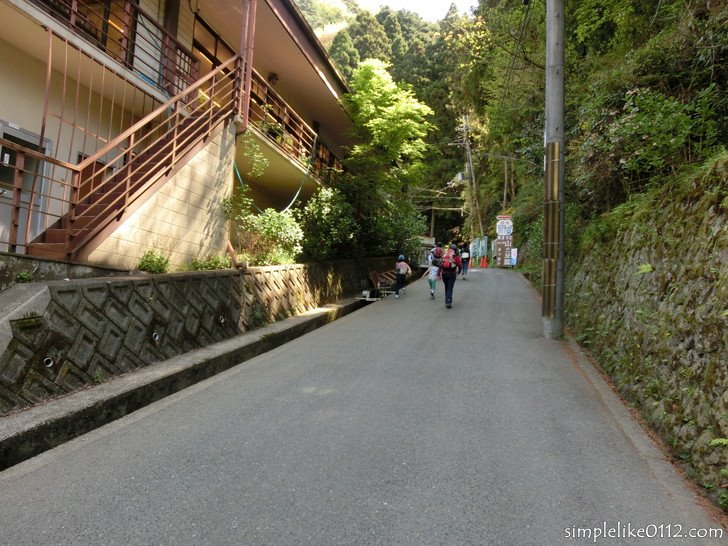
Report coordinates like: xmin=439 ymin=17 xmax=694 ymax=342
xmin=496 ymin=215 xmax=514 ymax=237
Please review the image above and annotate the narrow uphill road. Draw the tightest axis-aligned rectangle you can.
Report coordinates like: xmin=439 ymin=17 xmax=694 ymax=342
xmin=0 ymin=268 xmax=724 ymax=544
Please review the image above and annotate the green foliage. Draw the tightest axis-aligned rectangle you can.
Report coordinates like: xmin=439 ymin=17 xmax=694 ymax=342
xmin=369 ymin=198 xmax=427 ymax=259
xmin=238 ymin=131 xmax=269 ymax=180
xmin=295 ymin=187 xmax=358 ymax=261
xmin=137 ymin=250 xmax=170 ymax=274
xmin=708 ymin=438 xmax=728 ymax=448
xmin=347 ymin=11 xmax=392 ymax=63
xmin=293 ymin=0 xmax=346 ymax=29
xmin=637 ymin=263 xmax=654 ymax=274
xmin=572 ymin=0 xmax=658 ymax=55
xmin=187 ymin=255 xmax=233 ymax=271
xmin=14 ymin=271 xmax=33 ymax=283
xmin=605 ymin=86 xmax=719 ymax=179
xmin=329 ymin=31 xmax=360 ymax=81
xmin=339 ymin=59 xmax=435 ymax=257
xmin=719 ymin=492 xmax=728 ymax=511
xmin=345 ymin=59 xmax=434 ymax=188
xmin=223 ymin=186 xmax=303 ymax=266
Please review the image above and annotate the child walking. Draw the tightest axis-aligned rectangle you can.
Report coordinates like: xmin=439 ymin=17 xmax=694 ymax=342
xmin=424 ymin=261 xmax=440 ymax=299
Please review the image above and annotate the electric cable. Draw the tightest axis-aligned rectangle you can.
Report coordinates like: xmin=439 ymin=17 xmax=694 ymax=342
xmin=233 ymin=133 xmax=320 ymax=214
xmin=281 ymin=133 xmax=318 ymax=212
xmin=498 ymin=1 xmax=535 ymax=108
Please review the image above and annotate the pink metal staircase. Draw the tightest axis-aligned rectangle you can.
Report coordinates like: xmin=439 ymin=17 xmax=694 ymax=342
xmin=27 ymin=56 xmax=241 ymax=261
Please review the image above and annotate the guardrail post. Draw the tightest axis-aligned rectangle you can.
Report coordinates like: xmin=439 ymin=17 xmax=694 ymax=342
xmin=124 ymin=133 xmax=135 ymax=209
xmin=172 ymin=102 xmax=178 ymax=165
xmin=8 ymin=151 xmax=25 ymax=253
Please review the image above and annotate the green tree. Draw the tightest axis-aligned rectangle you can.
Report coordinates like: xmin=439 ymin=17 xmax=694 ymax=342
xmin=341 ymin=59 xmax=435 ymax=257
xmin=294 ymin=0 xmax=346 ymax=29
xmin=329 ymin=30 xmax=360 ymax=81
xmin=345 ymin=59 xmax=434 ymax=191
xmin=377 ymin=7 xmax=407 ymax=70
xmin=347 ymin=11 xmax=392 ymax=63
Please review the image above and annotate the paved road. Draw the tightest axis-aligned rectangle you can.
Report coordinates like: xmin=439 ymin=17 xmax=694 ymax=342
xmin=0 ymin=268 xmax=724 ymax=544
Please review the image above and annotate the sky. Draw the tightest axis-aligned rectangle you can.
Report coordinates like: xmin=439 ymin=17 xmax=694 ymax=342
xmin=355 ymin=0 xmax=476 ymax=22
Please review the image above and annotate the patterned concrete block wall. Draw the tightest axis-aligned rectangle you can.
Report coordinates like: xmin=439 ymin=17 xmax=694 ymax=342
xmin=245 ymin=257 xmax=393 ymax=323
xmin=0 ymin=256 xmax=393 ymax=415
xmin=88 ymin=122 xmax=236 ymax=270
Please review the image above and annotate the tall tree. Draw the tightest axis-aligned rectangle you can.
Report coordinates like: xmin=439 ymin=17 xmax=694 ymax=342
xmin=346 ymin=11 xmax=392 ymax=63
xmin=341 ymin=59 xmax=434 ymax=256
xmin=293 ymin=0 xmax=346 ymax=29
xmin=329 ymin=30 xmax=360 ymax=81
xmin=377 ymin=7 xmax=407 ymax=71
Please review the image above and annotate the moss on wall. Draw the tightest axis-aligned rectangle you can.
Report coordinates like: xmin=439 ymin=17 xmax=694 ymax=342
xmin=565 ymin=154 xmax=728 ymax=505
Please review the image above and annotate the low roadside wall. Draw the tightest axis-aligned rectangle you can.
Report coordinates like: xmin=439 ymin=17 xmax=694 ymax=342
xmin=0 ymin=252 xmax=128 ymax=293
xmin=0 ymin=257 xmax=392 ymax=415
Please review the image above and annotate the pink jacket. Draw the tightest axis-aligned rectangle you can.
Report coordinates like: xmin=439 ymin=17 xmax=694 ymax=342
xmin=395 ymin=260 xmax=411 ymax=275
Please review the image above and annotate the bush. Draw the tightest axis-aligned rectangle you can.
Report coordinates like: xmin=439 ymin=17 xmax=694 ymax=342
xmin=137 ymin=250 xmax=169 ymax=274
xmin=187 ymin=255 xmax=233 ymax=271
xmin=296 ymin=187 xmax=358 ymax=261
xmin=224 ymin=187 xmax=303 ymax=265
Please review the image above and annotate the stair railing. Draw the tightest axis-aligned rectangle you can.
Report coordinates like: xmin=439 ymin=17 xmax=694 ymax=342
xmin=58 ymin=55 xmax=242 ymax=254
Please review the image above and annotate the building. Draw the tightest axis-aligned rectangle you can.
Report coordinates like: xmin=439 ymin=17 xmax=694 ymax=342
xmin=0 ymin=0 xmax=352 ymax=269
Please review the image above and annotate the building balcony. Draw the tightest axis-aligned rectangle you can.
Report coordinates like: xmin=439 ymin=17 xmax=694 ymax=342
xmin=30 ymin=0 xmax=199 ymax=99
xmin=248 ymin=70 xmax=343 ymax=187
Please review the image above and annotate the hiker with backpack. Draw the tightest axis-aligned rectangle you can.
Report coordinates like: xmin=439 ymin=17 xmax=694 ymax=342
xmin=439 ymin=243 xmax=462 ymax=309
xmin=427 ymin=242 xmax=444 ymax=299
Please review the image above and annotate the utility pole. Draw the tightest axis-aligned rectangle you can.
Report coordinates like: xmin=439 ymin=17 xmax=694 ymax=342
xmin=462 ymin=115 xmax=484 ymax=237
xmin=502 ymin=159 xmax=508 ymax=210
xmin=543 ymin=0 xmax=565 ymax=339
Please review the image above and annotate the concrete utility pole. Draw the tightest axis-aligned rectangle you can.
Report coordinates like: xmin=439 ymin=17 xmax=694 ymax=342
xmin=462 ymin=115 xmax=485 ymax=237
xmin=543 ymin=0 xmax=565 ymax=339
xmin=503 ymin=159 xmax=508 ymax=210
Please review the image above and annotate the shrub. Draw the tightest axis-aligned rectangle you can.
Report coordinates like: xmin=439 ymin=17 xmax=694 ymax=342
xmin=296 ymin=187 xmax=358 ymax=261
xmin=187 ymin=255 xmax=233 ymax=271
xmin=137 ymin=250 xmax=170 ymax=274
xmin=223 ymin=186 xmax=303 ymax=266
xmin=15 ymin=271 xmax=33 ymax=283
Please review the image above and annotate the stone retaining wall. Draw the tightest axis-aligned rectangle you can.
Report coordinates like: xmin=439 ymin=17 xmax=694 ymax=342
xmin=0 ymin=257 xmax=392 ymax=415
xmin=565 ymin=163 xmax=727 ymax=505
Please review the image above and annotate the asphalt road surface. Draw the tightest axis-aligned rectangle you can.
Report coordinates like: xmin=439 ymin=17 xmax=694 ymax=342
xmin=0 ymin=268 xmax=724 ymax=544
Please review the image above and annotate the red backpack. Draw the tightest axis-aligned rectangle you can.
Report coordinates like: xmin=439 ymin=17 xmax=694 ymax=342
xmin=431 ymin=246 xmax=443 ymax=266
xmin=441 ymin=249 xmax=457 ymax=269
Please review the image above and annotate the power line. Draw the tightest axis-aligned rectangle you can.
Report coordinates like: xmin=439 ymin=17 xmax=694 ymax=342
xmin=498 ymin=0 xmax=535 ymax=109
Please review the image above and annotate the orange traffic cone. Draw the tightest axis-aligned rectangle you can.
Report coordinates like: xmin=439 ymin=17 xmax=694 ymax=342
xmin=482 ymin=256 xmax=488 ymax=268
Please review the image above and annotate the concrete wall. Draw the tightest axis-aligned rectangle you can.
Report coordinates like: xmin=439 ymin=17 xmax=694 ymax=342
xmin=0 ymin=256 xmax=391 ymax=415
xmin=0 ymin=252 xmax=127 ymax=293
xmin=88 ymin=122 xmax=236 ymax=270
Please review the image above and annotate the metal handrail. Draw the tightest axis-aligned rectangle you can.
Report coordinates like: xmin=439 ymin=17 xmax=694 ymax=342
xmin=77 ymin=55 xmax=239 ymax=172
xmin=64 ymin=60 xmax=240 ymax=251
